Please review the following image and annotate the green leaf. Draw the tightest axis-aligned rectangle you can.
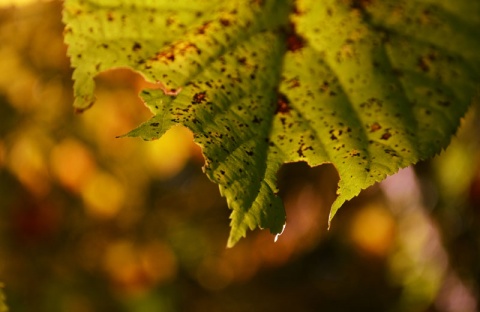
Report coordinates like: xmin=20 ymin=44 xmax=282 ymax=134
xmin=63 ymin=0 xmax=480 ymax=246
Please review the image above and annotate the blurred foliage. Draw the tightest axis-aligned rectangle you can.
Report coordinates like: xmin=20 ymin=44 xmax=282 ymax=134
xmin=0 ymin=1 xmax=479 ymax=312
xmin=0 ymin=283 xmax=6 ymax=312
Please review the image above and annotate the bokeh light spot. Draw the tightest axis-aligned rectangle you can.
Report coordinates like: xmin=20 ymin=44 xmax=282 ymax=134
xmin=81 ymin=171 xmax=124 ymax=219
xmin=349 ymin=203 xmax=396 ymax=257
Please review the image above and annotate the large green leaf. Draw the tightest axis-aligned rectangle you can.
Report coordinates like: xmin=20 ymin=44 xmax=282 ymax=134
xmin=63 ymin=0 xmax=480 ymax=246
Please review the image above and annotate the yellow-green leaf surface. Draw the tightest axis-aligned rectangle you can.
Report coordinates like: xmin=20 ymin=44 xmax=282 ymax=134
xmin=64 ymin=0 xmax=480 ymax=246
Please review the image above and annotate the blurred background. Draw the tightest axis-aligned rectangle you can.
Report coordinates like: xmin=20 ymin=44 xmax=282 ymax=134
xmin=1 ymin=1 xmax=480 ymax=311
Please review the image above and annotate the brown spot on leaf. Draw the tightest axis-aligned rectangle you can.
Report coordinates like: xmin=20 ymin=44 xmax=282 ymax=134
xmin=286 ymin=22 xmax=305 ymax=52
xmin=381 ymin=132 xmax=391 ymax=140
xmin=350 ymin=150 xmax=361 ymax=157
xmin=132 ymin=42 xmax=141 ymax=52
xmin=158 ymin=50 xmax=175 ymax=62
xmin=418 ymin=56 xmax=430 ymax=72
xmin=237 ymin=57 xmax=247 ymax=65
xmin=275 ymin=92 xmax=291 ymax=114
xmin=192 ymin=91 xmax=207 ymax=104
xmin=350 ymin=0 xmax=373 ymax=9
xmin=370 ymin=122 xmax=382 ymax=132
xmin=196 ymin=21 xmax=211 ymax=35
xmin=297 ymin=144 xmax=305 ymax=157
xmin=287 ymin=78 xmax=300 ymax=89
xmin=253 ymin=116 xmax=262 ymax=124
xmin=319 ymin=81 xmax=330 ymax=93
xmin=166 ymin=17 xmax=175 ymax=26
xmin=220 ymin=18 xmax=231 ymax=26
xmin=150 ymin=42 xmax=200 ymax=64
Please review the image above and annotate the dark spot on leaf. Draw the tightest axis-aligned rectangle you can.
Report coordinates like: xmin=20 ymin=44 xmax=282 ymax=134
xmin=287 ymin=33 xmax=305 ymax=52
xmin=427 ymin=51 xmax=437 ymax=61
xmin=286 ymin=24 xmax=306 ymax=52
xmin=132 ymin=42 xmax=141 ymax=52
xmin=418 ymin=56 xmax=430 ymax=72
xmin=384 ymin=149 xmax=398 ymax=157
xmin=296 ymin=145 xmax=313 ymax=157
xmin=192 ymin=91 xmax=207 ymax=104
xmin=166 ymin=17 xmax=175 ymax=26
xmin=237 ymin=57 xmax=247 ymax=65
xmin=329 ymin=130 xmax=339 ymax=140
xmin=297 ymin=144 xmax=305 ymax=157
xmin=150 ymin=122 xmax=159 ymax=127
xmin=157 ymin=51 xmax=174 ymax=62
xmin=370 ymin=122 xmax=382 ymax=132
xmin=392 ymin=68 xmax=404 ymax=77
xmin=220 ymin=18 xmax=231 ymax=26
xmin=319 ymin=81 xmax=330 ymax=93
xmin=275 ymin=92 xmax=291 ymax=114
xmin=381 ymin=132 xmax=392 ymax=140
xmin=350 ymin=0 xmax=373 ymax=9
xmin=197 ymin=21 xmax=211 ymax=35
xmin=438 ymin=100 xmax=451 ymax=107
xmin=287 ymin=78 xmax=300 ymax=89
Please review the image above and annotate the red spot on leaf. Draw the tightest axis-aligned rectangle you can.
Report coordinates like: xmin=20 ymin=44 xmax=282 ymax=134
xmin=286 ymin=22 xmax=305 ymax=52
xmin=275 ymin=93 xmax=291 ymax=114
xmin=370 ymin=122 xmax=382 ymax=132
xmin=381 ymin=132 xmax=392 ymax=140
xmin=192 ymin=91 xmax=207 ymax=104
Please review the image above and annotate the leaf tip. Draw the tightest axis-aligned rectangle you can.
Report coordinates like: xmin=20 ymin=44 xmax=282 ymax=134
xmin=226 ymin=234 xmax=241 ymax=248
xmin=73 ymin=95 xmax=96 ymax=113
xmin=328 ymin=199 xmax=344 ymax=230
xmin=273 ymin=222 xmax=286 ymax=242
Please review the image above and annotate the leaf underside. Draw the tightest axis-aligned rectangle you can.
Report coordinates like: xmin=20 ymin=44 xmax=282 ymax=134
xmin=64 ymin=0 xmax=480 ymax=246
